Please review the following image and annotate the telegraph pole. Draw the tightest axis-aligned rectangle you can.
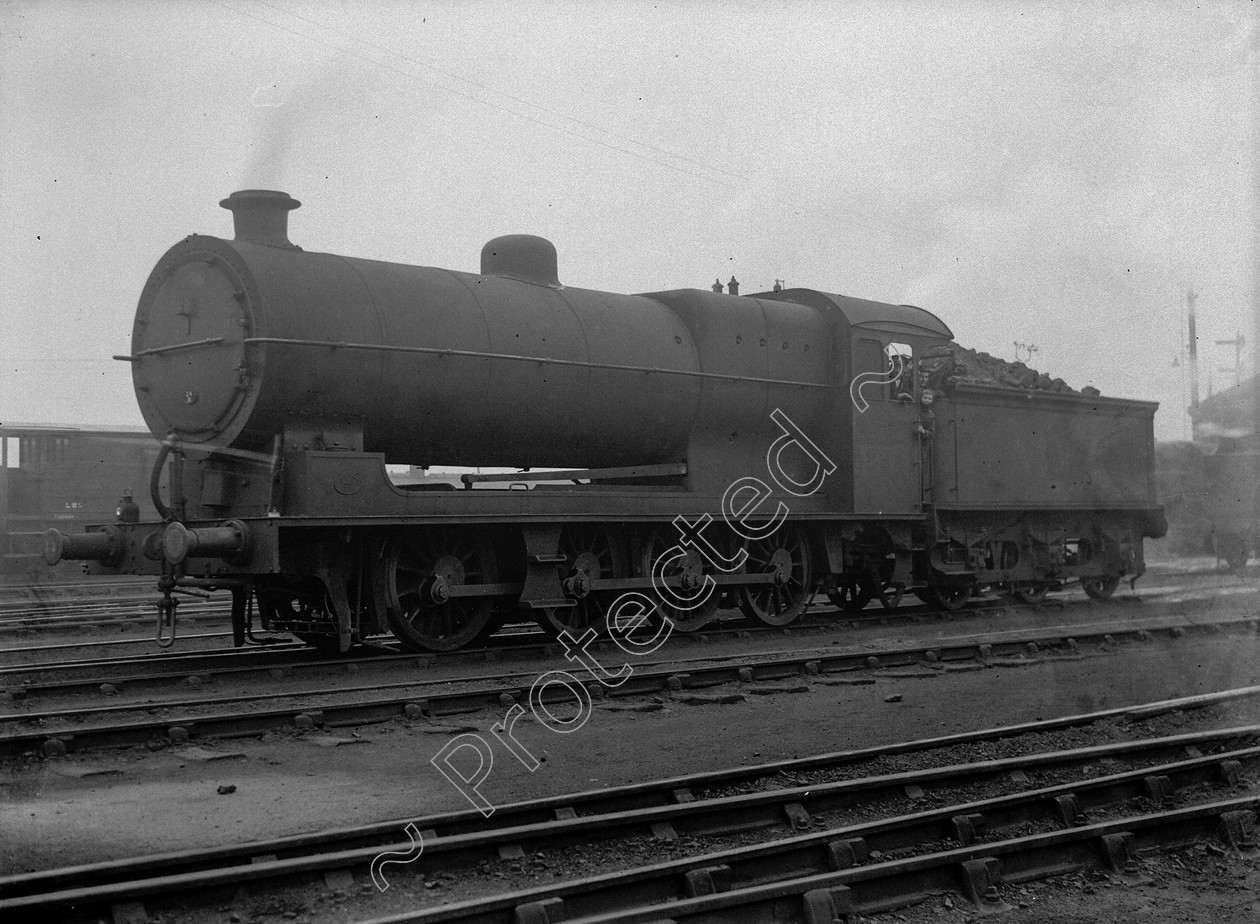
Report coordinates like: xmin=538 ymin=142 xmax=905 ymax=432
xmin=1187 ymin=288 xmax=1200 ymax=411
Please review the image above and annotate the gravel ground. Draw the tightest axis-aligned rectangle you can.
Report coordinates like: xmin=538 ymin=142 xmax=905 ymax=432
xmin=109 ymin=698 xmax=1260 ymax=923
xmin=869 ymin=845 xmax=1260 ymax=924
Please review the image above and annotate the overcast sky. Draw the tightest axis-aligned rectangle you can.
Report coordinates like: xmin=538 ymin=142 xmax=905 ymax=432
xmin=1 ymin=0 xmax=1255 ymax=443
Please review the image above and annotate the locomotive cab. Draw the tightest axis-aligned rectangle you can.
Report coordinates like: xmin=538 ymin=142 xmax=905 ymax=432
xmin=752 ymin=289 xmax=954 ymax=518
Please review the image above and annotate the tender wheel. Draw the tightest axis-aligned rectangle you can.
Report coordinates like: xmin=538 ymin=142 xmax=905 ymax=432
xmin=828 ymin=581 xmax=872 ymax=613
xmin=880 ymin=583 xmax=905 ymax=611
xmin=924 ymin=582 xmax=972 ymax=612
xmin=827 ymin=566 xmax=898 ymax=613
xmin=1082 ymin=575 xmax=1120 ymax=600
xmin=1013 ymin=583 xmax=1049 ymax=605
xmin=383 ymin=529 xmax=498 ymax=652
xmin=535 ymin=525 xmax=628 ymax=638
xmin=864 ymin=562 xmax=904 ymax=611
xmin=638 ymin=527 xmax=721 ymax=633
xmin=738 ymin=525 xmax=813 ymax=627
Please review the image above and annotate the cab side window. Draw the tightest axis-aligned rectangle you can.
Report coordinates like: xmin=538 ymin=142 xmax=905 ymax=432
xmin=887 ymin=342 xmax=914 ymax=400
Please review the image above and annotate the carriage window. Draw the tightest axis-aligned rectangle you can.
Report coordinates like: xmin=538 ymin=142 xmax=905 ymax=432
xmin=4 ymin=438 xmax=17 ymax=468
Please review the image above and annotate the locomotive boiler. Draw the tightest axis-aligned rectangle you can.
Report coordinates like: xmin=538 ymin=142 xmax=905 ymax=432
xmin=46 ymin=191 xmax=1168 ymax=652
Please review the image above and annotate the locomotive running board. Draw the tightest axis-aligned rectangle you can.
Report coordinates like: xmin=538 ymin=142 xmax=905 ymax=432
xmin=442 ymin=571 xmax=779 ymax=598
xmin=461 ymin=462 xmax=687 ymax=488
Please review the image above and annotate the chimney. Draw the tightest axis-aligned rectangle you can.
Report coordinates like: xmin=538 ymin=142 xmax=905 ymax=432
xmin=219 ymin=190 xmax=301 ymax=247
xmin=711 ymin=278 xmax=723 ymax=293
xmin=773 ymin=279 xmax=784 ymax=292
xmin=727 ymin=276 xmax=739 ymax=296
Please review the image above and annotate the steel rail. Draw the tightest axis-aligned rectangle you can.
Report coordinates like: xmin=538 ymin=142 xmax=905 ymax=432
xmin=0 ymin=591 xmax=222 ymax=612
xmin=0 ymin=599 xmax=990 ymax=700
xmin=0 ymin=594 xmax=214 ymax=615
xmin=2 ymin=728 xmax=1256 ymax=919
xmin=3 ymin=598 xmax=1251 ymax=707
xmin=0 ymin=595 xmax=229 ymax=615
xmin=4 ymin=610 xmax=1254 ymax=725
xmin=0 ymin=606 xmax=231 ymax=632
xmin=0 ymin=631 xmax=237 ymax=656
xmin=0 ymin=581 xmax=156 ymax=608
xmin=0 ymin=575 xmax=1239 ymax=669
xmin=0 ymin=633 xmax=295 ymax=669
xmin=2 ymin=614 xmax=1257 ymax=757
xmin=345 ymin=751 xmax=1260 ymax=924
xmin=0 ymin=605 xmax=839 ymax=686
xmin=0 ymin=590 xmax=970 ymax=675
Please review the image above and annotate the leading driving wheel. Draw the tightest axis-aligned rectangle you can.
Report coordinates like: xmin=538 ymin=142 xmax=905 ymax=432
xmin=383 ymin=529 xmax=499 ymax=652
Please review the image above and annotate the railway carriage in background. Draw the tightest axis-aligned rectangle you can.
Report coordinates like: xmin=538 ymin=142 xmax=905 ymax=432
xmin=1 ymin=423 xmax=159 ymax=577
xmin=45 ymin=190 xmax=1167 ymax=651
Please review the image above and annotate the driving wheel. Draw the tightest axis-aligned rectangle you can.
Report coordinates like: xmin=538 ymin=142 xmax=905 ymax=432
xmin=738 ymin=525 xmax=813 ymax=627
xmin=383 ymin=529 xmax=498 ymax=652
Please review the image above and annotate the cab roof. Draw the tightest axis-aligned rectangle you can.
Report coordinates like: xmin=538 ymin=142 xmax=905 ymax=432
xmin=752 ymin=288 xmax=954 ymax=340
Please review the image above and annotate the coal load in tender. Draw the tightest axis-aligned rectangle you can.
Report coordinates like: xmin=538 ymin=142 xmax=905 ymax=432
xmin=920 ymin=342 xmax=1100 ymax=397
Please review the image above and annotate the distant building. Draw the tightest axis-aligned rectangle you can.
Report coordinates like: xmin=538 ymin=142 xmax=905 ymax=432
xmin=1191 ymin=374 xmax=1259 ymax=441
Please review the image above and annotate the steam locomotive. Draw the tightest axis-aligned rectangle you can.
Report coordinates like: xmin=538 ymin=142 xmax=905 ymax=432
xmin=45 ymin=191 xmax=1167 ymax=651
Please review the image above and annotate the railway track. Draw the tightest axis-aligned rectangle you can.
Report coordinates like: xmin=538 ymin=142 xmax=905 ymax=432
xmin=0 ymin=605 xmax=925 ymax=702
xmin=0 ymin=593 xmax=1012 ymax=693
xmin=0 ymin=571 xmax=1247 ymax=667
xmin=4 ymin=576 xmax=1251 ymax=695
xmin=2 ymin=687 xmax=1257 ymax=922
xmin=0 ymin=576 xmax=1232 ymax=635
xmin=415 ymin=799 xmax=1258 ymax=924
xmin=1 ymin=610 xmax=1256 ymax=758
xmin=0 ymin=595 xmax=233 ymax=632
xmin=0 ymin=629 xmax=292 ymax=665
xmin=0 ymin=597 xmax=969 ymax=676
xmin=0 ymin=576 xmax=152 ymax=599
xmin=0 ymin=587 xmax=925 ymax=645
